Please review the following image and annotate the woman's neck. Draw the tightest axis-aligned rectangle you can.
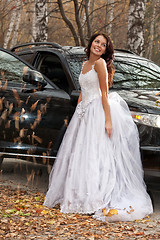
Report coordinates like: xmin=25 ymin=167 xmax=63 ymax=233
xmin=88 ymin=54 xmax=100 ymax=64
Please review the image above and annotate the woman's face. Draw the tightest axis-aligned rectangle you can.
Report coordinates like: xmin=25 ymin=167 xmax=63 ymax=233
xmin=90 ymin=35 xmax=107 ymax=57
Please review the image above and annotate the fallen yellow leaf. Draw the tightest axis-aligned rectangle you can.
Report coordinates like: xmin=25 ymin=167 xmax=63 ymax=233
xmin=41 ymin=210 xmax=49 ymax=215
xmin=35 ymin=197 xmax=40 ymax=201
xmin=25 ymin=222 xmax=30 ymax=226
xmin=106 ymin=209 xmax=118 ymax=217
xmin=47 ymin=220 xmax=56 ymax=224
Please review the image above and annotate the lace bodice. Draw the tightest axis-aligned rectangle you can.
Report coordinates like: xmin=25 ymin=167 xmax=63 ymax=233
xmin=77 ymin=63 xmax=108 ymax=118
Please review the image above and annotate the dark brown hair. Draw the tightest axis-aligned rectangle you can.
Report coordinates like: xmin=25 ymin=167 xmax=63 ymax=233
xmin=85 ymin=33 xmax=115 ymax=87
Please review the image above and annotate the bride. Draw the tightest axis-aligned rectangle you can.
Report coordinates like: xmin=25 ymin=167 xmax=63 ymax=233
xmin=44 ymin=33 xmax=153 ymax=222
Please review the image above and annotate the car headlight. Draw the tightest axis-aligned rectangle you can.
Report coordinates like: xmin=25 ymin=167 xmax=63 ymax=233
xmin=131 ymin=111 xmax=160 ymax=128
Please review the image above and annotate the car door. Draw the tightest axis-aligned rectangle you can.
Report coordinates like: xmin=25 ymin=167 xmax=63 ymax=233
xmin=0 ymin=49 xmax=74 ymax=164
xmin=33 ymin=51 xmax=79 ymax=149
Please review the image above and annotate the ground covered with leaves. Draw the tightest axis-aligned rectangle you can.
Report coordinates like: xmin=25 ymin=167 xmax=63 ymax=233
xmin=0 ymin=184 xmax=160 ymax=240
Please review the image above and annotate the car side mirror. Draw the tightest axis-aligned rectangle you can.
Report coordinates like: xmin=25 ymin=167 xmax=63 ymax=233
xmin=23 ymin=67 xmax=47 ymax=88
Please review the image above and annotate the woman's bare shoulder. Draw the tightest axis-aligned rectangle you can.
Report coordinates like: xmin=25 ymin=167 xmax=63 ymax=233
xmin=96 ymin=58 xmax=105 ymax=64
xmin=95 ymin=58 xmax=106 ymax=71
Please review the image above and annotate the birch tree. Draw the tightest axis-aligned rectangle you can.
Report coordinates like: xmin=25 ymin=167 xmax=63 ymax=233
xmin=128 ymin=0 xmax=146 ymax=55
xmin=10 ymin=0 xmax=22 ymax=48
xmin=127 ymin=0 xmax=146 ymax=56
xmin=32 ymin=0 xmax=48 ymax=42
xmin=3 ymin=1 xmax=20 ymax=49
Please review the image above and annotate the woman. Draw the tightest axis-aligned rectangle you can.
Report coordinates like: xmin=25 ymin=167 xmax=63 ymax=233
xmin=44 ymin=33 xmax=153 ymax=222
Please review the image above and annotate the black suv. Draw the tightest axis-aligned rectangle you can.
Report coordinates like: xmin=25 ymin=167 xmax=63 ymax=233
xmin=0 ymin=43 xmax=160 ymax=186
xmin=0 ymin=46 xmax=77 ymax=167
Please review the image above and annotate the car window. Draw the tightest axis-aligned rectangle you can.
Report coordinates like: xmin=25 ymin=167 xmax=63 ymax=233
xmin=113 ymin=56 xmax=160 ymax=89
xmin=0 ymin=50 xmax=31 ymax=84
xmin=66 ymin=54 xmax=86 ymax=90
xmin=65 ymin=52 xmax=160 ymax=90
xmin=38 ymin=54 xmax=69 ymax=92
xmin=17 ymin=52 xmax=35 ymax=65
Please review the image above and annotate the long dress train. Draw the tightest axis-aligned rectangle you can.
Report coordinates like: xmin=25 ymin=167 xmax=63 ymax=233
xmin=44 ymin=63 xmax=153 ymax=222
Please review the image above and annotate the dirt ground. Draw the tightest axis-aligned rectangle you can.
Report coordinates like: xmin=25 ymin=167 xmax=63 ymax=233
xmin=0 ymin=158 xmax=160 ymax=239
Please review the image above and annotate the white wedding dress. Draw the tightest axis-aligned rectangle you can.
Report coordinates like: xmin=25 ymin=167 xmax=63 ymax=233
xmin=44 ymin=63 xmax=153 ymax=222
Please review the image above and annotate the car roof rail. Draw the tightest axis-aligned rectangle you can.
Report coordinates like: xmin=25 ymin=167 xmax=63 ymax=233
xmin=11 ymin=42 xmax=62 ymax=52
xmin=115 ymin=49 xmax=135 ymax=54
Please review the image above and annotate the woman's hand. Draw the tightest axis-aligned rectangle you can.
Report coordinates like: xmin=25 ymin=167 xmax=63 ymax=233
xmin=77 ymin=91 xmax=82 ymax=105
xmin=105 ymin=120 xmax=112 ymax=138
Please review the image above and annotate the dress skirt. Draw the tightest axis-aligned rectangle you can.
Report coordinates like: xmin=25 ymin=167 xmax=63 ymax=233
xmin=44 ymin=92 xmax=153 ymax=222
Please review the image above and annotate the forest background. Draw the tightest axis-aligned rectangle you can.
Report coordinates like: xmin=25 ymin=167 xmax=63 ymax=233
xmin=0 ymin=0 xmax=160 ymax=65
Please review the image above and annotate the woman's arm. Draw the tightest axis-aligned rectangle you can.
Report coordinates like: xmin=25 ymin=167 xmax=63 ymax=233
xmin=77 ymin=91 xmax=82 ymax=104
xmin=95 ymin=58 xmax=112 ymax=138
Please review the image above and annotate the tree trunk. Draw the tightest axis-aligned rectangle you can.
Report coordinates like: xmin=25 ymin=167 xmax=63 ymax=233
xmin=10 ymin=0 xmax=22 ymax=48
xmin=146 ymin=0 xmax=157 ymax=59
xmin=107 ymin=0 xmax=114 ymax=35
xmin=127 ymin=0 xmax=146 ymax=56
xmin=57 ymin=0 xmax=80 ymax=46
xmin=83 ymin=0 xmax=91 ymax=39
xmin=32 ymin=0 xmax=48 ymax=42
xmin=105 ymin=2 xmax=108 ymax=33
xmin=32 ymin=2 xmax=37 ymax=42
xmin=74 ymin=0 xmax=85 ymax=46
xmin=3 ymin=2 xmax=17 ymax=48
xmin=90 ymin=0 xmax=95 ymax=34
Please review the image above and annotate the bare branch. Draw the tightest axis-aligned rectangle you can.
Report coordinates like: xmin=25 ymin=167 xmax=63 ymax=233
xmin=57 ymin=0 xmax=80 ymax=45
xmin=73 ymin=0 xmax=85 ymax=46
xmin=84 ymin=0 xmax=91 ymax=39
